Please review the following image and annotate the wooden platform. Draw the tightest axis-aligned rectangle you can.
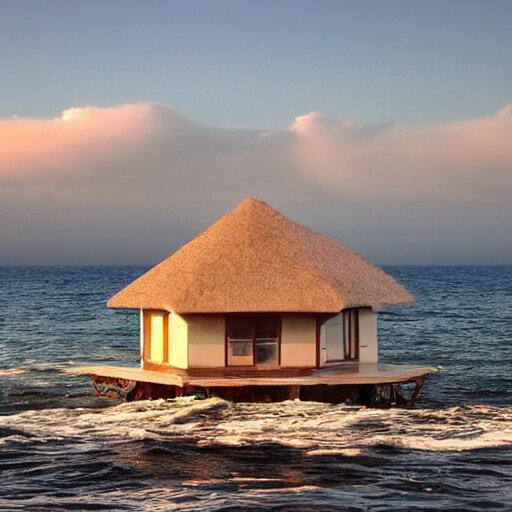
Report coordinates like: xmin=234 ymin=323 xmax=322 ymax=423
xmin=67 ymin=363 xmax=436 ymax=388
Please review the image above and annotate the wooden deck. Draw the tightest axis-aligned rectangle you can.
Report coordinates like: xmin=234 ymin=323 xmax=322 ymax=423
xmin=67 ymin=363 xmax=436 ymax=388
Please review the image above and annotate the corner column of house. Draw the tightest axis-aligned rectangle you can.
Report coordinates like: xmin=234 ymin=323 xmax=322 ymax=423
xmin=358 ymin=308 xmax=378 ymax=363
xmin=317 ymin=315 xmax=328 ymax=366
xmin=139 ymin=309 xmax=144 ymax=367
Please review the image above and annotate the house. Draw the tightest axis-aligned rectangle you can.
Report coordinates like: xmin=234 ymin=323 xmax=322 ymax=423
xmin=73 ymin=198 xmax=435 ymax=405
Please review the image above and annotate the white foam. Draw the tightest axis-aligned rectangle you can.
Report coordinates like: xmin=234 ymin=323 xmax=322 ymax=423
xmin=1 ymin=398 xmax=511 ymax=453
xmin=0 ymin=368 xmax=26 ymax=376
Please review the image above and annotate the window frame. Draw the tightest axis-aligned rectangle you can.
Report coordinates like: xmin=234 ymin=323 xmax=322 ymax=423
xmin=225 ymin=315 xmax=281 ymax=368
xmin=319 ymin=308 xmax=360 ymax=366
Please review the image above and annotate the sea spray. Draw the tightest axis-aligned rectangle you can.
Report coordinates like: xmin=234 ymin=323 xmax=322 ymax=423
xmin=1 ymin=398 xmax=511 ymax=451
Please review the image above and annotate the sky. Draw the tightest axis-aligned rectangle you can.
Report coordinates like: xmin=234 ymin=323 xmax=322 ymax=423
xmin=0 ymin=0 xmax=511 ymax=265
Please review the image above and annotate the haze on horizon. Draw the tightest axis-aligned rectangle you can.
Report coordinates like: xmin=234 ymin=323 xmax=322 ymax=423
xmin=1 ymin=0 xmax=511 ymax=266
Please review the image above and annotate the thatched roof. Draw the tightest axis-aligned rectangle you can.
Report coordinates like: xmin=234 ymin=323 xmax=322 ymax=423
xmin=108 ymin=198 xmax=414 ymax=313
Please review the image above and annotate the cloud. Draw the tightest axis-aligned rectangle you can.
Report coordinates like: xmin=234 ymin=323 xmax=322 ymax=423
xmin=290 ymin=106 xmax=512 ymax=204
xmin=0 ymin=103 xmax=511 ymax=264
xmin=0 ymin=104 xmax=159 ymax=184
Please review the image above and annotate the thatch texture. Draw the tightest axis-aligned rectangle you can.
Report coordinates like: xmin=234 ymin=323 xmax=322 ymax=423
xmin=108 ymin=198 xmax=414 ymax=312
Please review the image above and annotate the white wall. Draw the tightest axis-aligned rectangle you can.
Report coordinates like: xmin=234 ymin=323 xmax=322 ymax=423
xmin=187 ymin=314 xmax=317 ymax=368
xmin=187 ymin=315 xmax=225 ymax=367
xmin=358 ymin=308 xmax=378 ymax=363
xmin=140 ymin=312 xmax=374 ymax=370
xmin=281 ymin=315 xmax=316 ymax=367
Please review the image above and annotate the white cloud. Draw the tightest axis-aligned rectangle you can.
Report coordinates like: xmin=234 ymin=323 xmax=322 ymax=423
xmin=0 ymin=103 xmax=511 ymax=264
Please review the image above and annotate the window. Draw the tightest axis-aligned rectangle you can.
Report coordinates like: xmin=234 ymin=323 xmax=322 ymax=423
xmin=226 ymin=317 xmax=254 ymax=366
xmin=324 ymin=309 xmax=359 ymax=363
xmin=226 ymin=316 xmax=280 ymax=367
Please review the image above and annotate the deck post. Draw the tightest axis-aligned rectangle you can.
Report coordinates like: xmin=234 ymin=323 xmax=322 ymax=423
xmin=288 ymin=385 xmax=300 ymax=400
xmin=407 ymin=376 xmax=425 ymax=407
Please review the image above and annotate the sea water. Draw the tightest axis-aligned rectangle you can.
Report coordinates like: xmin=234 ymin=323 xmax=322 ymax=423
xmin=0 ymin=266 xmax=511 ymax=511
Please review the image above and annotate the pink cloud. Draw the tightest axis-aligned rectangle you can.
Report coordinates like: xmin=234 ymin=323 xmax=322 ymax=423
xmin=0 ymin=102 xmax=511 ymax=264
xmin=290 ymin=105 xmax=512 ymax=204
xmin=0 ymin=104 xmax=168 ymax=184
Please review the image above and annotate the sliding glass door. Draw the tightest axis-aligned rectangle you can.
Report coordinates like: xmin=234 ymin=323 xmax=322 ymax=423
xmin=324 ymin=309 xmax=359 ymax=363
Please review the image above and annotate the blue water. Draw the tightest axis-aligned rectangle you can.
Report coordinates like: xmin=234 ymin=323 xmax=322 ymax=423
xmin=0 ymin=266 xmax=511 ymax=510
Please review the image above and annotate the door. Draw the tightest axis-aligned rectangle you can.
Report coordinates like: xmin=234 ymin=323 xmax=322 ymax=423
xmin=324 ymin=310 xmax=359 ymax=363
xmin=325 ymin=314 xmax=344 ymax=362
xmin=144 ymin=311 xmax=167 ymax=364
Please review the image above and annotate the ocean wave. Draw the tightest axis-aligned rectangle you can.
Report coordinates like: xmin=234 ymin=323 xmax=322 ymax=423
xmin=0 ymin=368 xmax=26 ymax=376
xmin=1 ymin=398 xmax=511 ymax=510
xmin=1 ymin=398 xmax=511 ymax=453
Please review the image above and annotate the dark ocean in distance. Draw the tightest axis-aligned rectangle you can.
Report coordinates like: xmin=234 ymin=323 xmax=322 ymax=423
xmin=0 ymin=266 xmax=511 ymax=511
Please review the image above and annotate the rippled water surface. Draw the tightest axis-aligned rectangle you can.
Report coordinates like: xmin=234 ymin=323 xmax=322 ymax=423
xmin=0 ymin=266 xmax=511 ymax=511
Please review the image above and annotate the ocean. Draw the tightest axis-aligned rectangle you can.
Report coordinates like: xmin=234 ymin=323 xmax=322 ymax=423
xmin=0 ymin=266 xmax=511 ymax=511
